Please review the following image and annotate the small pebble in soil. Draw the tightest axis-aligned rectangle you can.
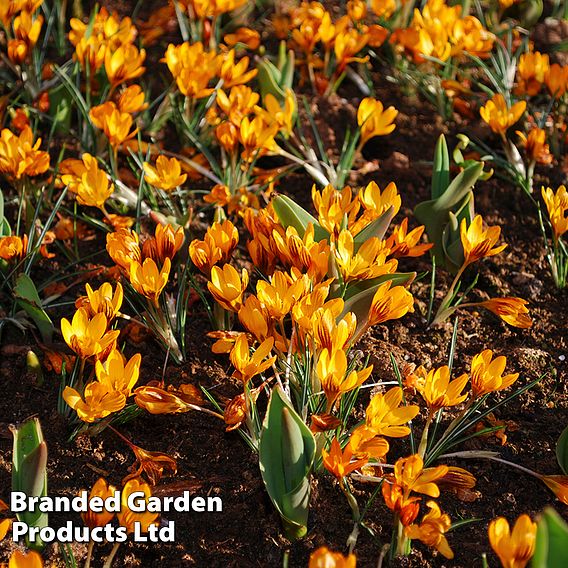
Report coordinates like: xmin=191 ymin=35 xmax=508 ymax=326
xmin=504 ymin=493 xmax=516 ymax=505
xmin=511 ymin=271 xmax=543 ymax=296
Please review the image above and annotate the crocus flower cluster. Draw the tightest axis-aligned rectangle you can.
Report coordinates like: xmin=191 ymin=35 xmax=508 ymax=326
xmin=189 ymin=181 xmax=427 ymax=434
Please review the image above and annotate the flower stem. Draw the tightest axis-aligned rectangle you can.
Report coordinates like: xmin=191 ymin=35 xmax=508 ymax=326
xmin=377 ymin=543 xmax=390 ymax=568
xmin=342 ymin=482 xmax=360 ymax=553
xmin=438 ymin=450 xmax=541 ymax=479
xmin=418 ymin=412 xmax=434 ymax=458
xmin=431 ymin=263 xmax=469 ymax=326
xmin=395 ymin=519 xmax=410 ymax=556
xmin=84 ymin=540 xmax=95 ymax=568
xmin=441 ymin=397 xmax=474 ymax=438
xmin=108 ymin=425 xmax=135 ymax=449
xmin=102 ymin=542 xmax=121 ymax=568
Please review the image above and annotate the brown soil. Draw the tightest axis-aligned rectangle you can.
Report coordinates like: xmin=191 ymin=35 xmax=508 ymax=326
xmin=1 ymin=2 xmax=567 ymax=568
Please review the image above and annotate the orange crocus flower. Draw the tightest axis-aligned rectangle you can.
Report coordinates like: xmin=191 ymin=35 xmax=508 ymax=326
xmin=365 ymin=387 xmax=419 ymax=438
xmin=63 ymin=381 xmax=126 ymax=422
xmin=207 ymin=220 xmax=239 ymax=262
xmin=208 ymin=264 xmax=249 ymax=312
xmin=143 ymin=224 xmax=185 ymax=264
xmin=539 ymin=475 xmax=568 ymax=505
xmin=392 ymin=454 xmax=449 ymax=498
xmin=406 ymin=501 xmax=454 ymax=559
xmin=312 ymin=308 xmax=356 ymax=352
xmin=317 ymin=348 xmax=373 ymax=408
xmin=238 ymin=295 xmax=270 ymax=342
xmin=0 ymin=126 xmax=50 ymax=179
xmin=238 ymin=116 xmax=278 ymax=160
xmin=309 ymin=546 xmax=356 ymax=568
xmin=256 ymin=270 xmax=309 ymax=320
xmin=488 ymin=514 xmax=536 ymax=568
xmin=335 ymin=230 xmax=396 ymax=283
xmin=90 ymin=102 xmax=137 ymax=148
xmin=11 ymin=10 xmax=43 ymax=63
xmin=517 ymin=128 xmax=552 ymax=166
xmin=217 ymin=85 xmax=259 ymax=126
xmin=124 ymin=443 xmax=178 ymax=486
xmin=477 ymin=297 xmax=532 ymax=329
xmin=480 ymin=94 xmax=526 ymax=136
xmin=460 ymin=215 xmax=507 ymax=266
xmin=106 ymin=228 xmax=142 ymax=271
xmin=223 ymin=27 xmax=260 ymax=50
xmin=105 ymin=43 xmax=146 ymax=86
xmin=134 ymin=383 xmax=203 ymax=414
xmin=367 ymin=280 xmax=414 ymax=327
xmin=386 ymin=218 xmax=433 ymax=258
xmin=117 ymin=478 xmax=159 ymax=533
xmin=76 ymin=282 xmax=123 ymax=322
xmin=217 ymin=50 xmax=257 ymax=88
xmin=0 ymin=235 xmax=27 ymax=261
xmin=82 ymin=478 xmax=117 ymax=528
xmin=254 ymin=89 xmax=296 ymax=137
xmin=322 ymin=438 xmax=368 ymax=482
xmin=74 ymin=34 xmax=106 ymax=72
xmin=118 ymin=85 xmax=148 ymax=114
xmin=515 ymin=52 xmax=549 ymax=97
xmin=60 ymin=153 xmax=114 ymax=210
xmin=545 ymin=63 xmax=568 ymax=98
xmin=470 ymin=349 xmax=519 ymax=398
xmin=8 ymin=550 xmax=44 ymax=568
xmin=143 ymin=155 xmax=187 ymax=191
xmin=357 ymin=97 xmax=398 ymax=143
xmin=229 ymin=334 xmax=276 ymax=384
xmin=61 ymin=308 xmax=119 ymax=360
xmin=410 ymin=365 xmax=469 ymax=412
xmin=312 ymin=184 xmax=356 ymax=238
xmin=95 ymin=349 xmax=141 ymax=398
xmin=541 ymin=185 xmax=568 ymax=242
xmin=129 ymin=257 xmax=171 ymax=304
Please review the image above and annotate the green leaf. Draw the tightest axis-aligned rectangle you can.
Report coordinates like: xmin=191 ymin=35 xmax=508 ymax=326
xmin=556 ymin=425 xmax=568 ymax=475
xmin=258 ymin=59 xmax=285 ymax=101
xmin=48 ymin=84 xmax=73 ymax=134
xmin=258 ymin=43 xmax=295 ymax=105
xmin=451 ymin=193 xmax=473 ymax=264
xmin=343 ymin=272 xmax=416 ymax=302
xmin=272 ymin=195 xmax=328 ymax=241
xmin=441 ymin=193 xmax=473 ymax=271
xmin=452 ymin=135 xmax=494 ymax=183
xmin=11 ymin=417 xmax=48 ymax=550
xmin=281 ymin=408 xmax=305 ymax=492
xmin=533 ymin=507 xmax=568 ymax=568
xmin=504 ymin=0 xmax=542 ymax=28
xmin=0 ymin=189 xmax=8 ymax=236
xmin=353 ymin=206 xmax=394 ymax=251
xmin=432 ymin=134 xmax=450 ymax=199
xmin=442 ymin=227 xmax=462 ymax=273
xmin=415 ymin=160 xmax=482 ymax=272
xmin=277 ymin=40 xmax=287 ymax=72
xmin=281 ymin=49 xmax=295 ymax=91
xmin=26 ymin=350 xmax=44 ymax=386
xmin=342 ymin=272 xmax=415 ymax=336
xmin=53 ymin=64 xmax=91 ymax=128
xmin=552 ymin=39 xmax=568 ymax=53
xmin=259 ymin=387 xmax=316 ymax=540
xmin=14 ymin=273 xmax=54 ymax=343
xmin=434 ymin=162 xmax=483 ymax=212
